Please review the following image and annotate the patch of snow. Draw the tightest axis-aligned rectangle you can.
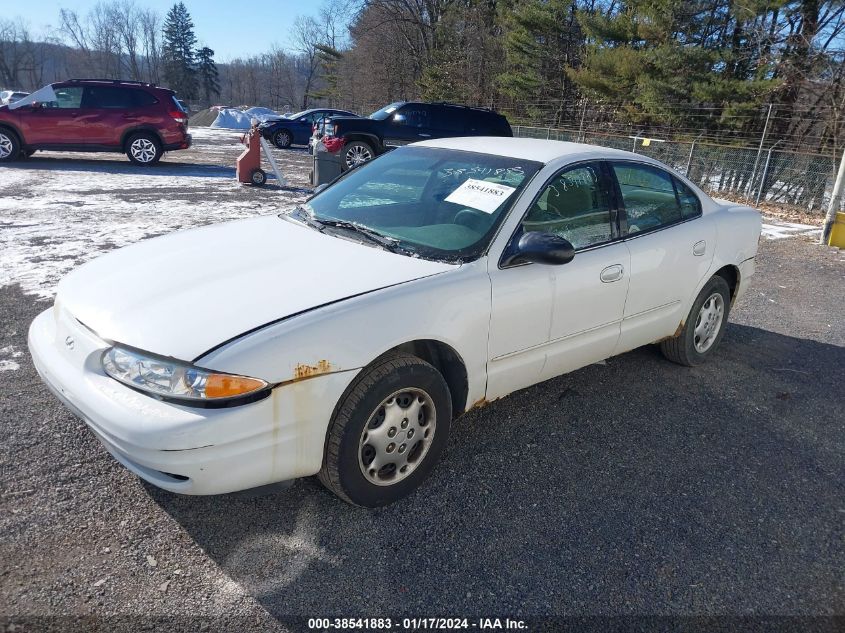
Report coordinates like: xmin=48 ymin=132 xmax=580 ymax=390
xmin=0 ymin=345 xmax=23 ymax=371
xmin=761 ymin=218 xmax=822 ymax=240
xmin=211 ymin=107 xmax=281 ymax=129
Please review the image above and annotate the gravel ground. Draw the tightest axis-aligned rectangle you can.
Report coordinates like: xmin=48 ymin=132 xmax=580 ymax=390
xmin=0 ymin=132 xmax=843 ymax=631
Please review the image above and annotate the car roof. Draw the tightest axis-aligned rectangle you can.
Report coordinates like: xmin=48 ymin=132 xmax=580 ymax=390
xmin=414 ymin=136 xmax=640 ymax=164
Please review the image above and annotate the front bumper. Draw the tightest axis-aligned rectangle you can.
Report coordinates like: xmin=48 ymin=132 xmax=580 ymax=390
xmin=28 ymin=306 xmax=345 ymax=495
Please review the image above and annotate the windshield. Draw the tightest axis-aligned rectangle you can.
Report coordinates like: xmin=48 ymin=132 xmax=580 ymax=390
xmin=299 ymin=146 xmax=543 ymax=262
xmin=289 ymin=110 xmax=309 ymax=119
xmin=369 ymin=102 xmax=403 ymax=120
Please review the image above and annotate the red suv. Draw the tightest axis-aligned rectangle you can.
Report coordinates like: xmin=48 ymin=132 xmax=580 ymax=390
xmin=0 ymin=79 xmax=191 ymax=165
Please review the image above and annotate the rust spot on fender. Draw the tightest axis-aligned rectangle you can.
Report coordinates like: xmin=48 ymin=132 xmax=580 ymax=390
xmin=470 ymin=396 xmax=498 ymax=410
xmin=293 ymin=360 xmax=333 ymax=380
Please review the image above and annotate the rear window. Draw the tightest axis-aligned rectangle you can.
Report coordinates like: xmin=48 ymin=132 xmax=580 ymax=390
xmin=131 ymin=89 xmax=158 ymax=107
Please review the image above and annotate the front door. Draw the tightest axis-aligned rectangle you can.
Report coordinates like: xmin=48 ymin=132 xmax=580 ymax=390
xmin=18 ymin=86 xmax=85 ymax=146
xmin=384 ymin=104 xmax=433 ymax=147
xmin=487 ymin=161 xmax=631 ymax=398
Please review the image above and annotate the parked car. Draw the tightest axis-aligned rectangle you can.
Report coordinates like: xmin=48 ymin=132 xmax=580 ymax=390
xmin=29 ymin=138 xmax=761 ymax=507
xmin=258 ymin=108 xmax=356 ymax=149
xmin=1 ymin=90 xmax=29 ymax=105
xmin=0 ymin=79 xmax=190 ymax=164
xmin=325 ymin=101 xmax=513 ymax=169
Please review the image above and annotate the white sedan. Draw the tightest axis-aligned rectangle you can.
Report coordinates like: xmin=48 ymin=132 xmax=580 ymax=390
xmin=28 ymin=137 xmax=761 ymax=507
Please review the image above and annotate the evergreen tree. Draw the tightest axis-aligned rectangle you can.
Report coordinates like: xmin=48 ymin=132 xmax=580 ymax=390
xmin=197 ymin=46 xmax=220 ymax=105
xmin=161 ymin=2 xmax=198 ymax=99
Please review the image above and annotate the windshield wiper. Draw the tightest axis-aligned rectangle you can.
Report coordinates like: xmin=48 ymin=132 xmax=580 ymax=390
xmin=286 ymin=206 xmax=409 ymax=255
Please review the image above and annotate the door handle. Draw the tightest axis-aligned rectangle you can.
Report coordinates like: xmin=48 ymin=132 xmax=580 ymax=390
xmin=600 ymin=264 xmax=624 ymax=283
xmin=418 ymin=133 xmax=431 ymax=137
xmin=693 ymin=240 xmax=706 ymax=256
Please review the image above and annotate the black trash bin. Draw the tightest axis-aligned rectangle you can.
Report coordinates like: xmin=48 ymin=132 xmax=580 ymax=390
xmin=313 ymin=149 xmax=342 ymax=187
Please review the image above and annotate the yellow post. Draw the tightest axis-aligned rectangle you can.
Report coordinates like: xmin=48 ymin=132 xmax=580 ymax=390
xmin=828 ymin=212 xmax=845 ymax=248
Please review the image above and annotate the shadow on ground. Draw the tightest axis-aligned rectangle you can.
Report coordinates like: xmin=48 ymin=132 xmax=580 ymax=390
xmin=149 ymin=323 xmax=844 ymax=620
xmin=5 ymin=157 xmax=236 ymax=179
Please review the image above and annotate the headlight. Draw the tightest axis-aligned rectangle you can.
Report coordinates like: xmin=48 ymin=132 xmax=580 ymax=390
xmin=102 ymin=346 xmax=269 ymax=404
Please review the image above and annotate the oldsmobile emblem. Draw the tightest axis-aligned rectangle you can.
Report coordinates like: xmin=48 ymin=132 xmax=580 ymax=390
xmin=64 ymin=336 xmax=75 ymax=350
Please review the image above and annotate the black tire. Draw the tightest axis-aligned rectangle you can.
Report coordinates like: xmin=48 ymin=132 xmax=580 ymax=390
xmin=319 ymin=354 xmax=452 ymax=507
xmin=20 ymin=148 xmax=35 ymax=159
xmin=342 ymin=140 xmax=375 ymax=170
xmin=273 ymin=129 xmax=293 ymax=149
xmin=249 ymin=168 xmax=267 ymax=186
xmin=125 ymin=132 xmax=163 ymax=165
xmin=660 ymin=275 xmax=731 ymax=366
xmin=0 ymin=129 xmax=20 ymax=162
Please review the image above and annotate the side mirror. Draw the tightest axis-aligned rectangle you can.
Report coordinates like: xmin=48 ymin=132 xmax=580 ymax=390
xmin=503 ymin=232 xmax=575 ymax=266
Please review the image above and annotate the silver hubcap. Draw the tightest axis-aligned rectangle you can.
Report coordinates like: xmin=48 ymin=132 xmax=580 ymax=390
xmin=275 ymin=132 xmax=290 ymax=146
xmin=345 ymin=144 xmax=372 ymax=167
xmin=130 ymin=138 xmax=157 ymax=163
xmin=358 ymin=388 xmax=436 ymax=486
xmin=694 ymin=293 xmax=725 ymax=353
xmin=0 ymin=133 xmax=13 ymax=158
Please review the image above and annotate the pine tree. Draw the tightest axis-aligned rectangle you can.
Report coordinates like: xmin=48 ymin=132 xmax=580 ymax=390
xmin=197 ymin=46 xmax=220 ymax=105
xmin=161 ymin=2 xmax=198 ymax=99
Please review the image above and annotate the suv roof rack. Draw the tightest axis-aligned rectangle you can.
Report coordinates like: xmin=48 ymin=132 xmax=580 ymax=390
xmin=67 ymin=79 xmax=157 ymax=88
xmin=430 ymin=101 xmax=496 ymax=113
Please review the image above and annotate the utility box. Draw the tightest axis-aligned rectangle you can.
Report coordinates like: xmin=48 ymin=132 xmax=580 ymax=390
xmin=313 ymin=150 xmax=342 ymax=187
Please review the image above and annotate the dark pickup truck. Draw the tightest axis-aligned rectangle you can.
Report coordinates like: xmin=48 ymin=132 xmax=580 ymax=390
xmin=325 ymin=101 xmax=512 ymax=169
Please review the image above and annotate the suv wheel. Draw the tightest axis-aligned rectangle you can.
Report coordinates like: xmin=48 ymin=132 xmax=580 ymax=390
xmin=126 ymin=133 xmax=163 ymax=165
xmin=343 ymin=141 xmax=374 ymax=169
xmin=273 ymin=130 xmax=292 ymax=149
xmin=0 ymin=130 xmax=20 ymax=162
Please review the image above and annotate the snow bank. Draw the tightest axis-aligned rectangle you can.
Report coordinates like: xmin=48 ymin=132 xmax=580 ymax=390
xmin=211 ymin=107 xmax=283 ymax=129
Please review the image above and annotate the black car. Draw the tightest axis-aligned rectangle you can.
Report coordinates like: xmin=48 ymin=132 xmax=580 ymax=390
xmin=325 ymin=101 xmax=512 ymax=169
xmin=259 ymin=108 xmax=356 ymax=148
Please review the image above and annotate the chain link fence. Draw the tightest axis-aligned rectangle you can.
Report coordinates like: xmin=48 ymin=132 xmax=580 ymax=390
xmin=514 ymin=125 xmax=839 ymax=214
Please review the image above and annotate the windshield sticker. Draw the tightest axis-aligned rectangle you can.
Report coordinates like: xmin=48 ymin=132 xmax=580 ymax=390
xmin=444 ymin=178 xmax=517 ymax=214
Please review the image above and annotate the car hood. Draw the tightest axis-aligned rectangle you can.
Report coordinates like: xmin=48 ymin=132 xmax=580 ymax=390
xmin=57 ymin=215 xmax=456 ymax=361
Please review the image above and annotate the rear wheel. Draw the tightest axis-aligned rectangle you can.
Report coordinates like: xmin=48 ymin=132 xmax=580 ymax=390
xmin=273 ymin=129 xmax=292 ymax=149
xmin=249 ymin=168 xmax=267 ymax=186
xmin=660 ymin=276 xmax=731 ymax=366
xmin=0 ymin=130 xmax=20 ymax=162
xmin=319 ymin=354 xmax=452 ymax=507
xmin=126 ymin=133 xmax=162 ymax=165
xmin=342 ymin=140 xmax=374 ymax=170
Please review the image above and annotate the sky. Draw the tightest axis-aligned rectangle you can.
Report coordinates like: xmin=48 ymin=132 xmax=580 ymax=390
xmin=4 ymin=0 xmax=325 ymax=60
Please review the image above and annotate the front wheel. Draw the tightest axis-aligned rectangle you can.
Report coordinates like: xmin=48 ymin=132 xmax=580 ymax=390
xmin=660 ymin=276 xmax=731 ymax=366
xmin=0 ymin=130 xmax=20 ymax=162
xmin=342 ymin=140 xmax=374 ymax=170
xmin=319 ymin=354 xmax=452 ymax=507
xmin=126 ymin=133 xmax=163 ymax=165
xmin=273 ymin=129 xmax=292 ymax=149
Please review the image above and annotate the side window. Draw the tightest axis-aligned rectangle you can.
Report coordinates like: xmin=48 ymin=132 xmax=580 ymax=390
xmin=521 ymin=163 xmax=613 ymax=249
xmin=434 ymin=107 xmax=467 ymax=133
xmin=674 ymin=176 xmax=702 ymax=219
xmin=131 ymin=89 xmax=158 ymax=107
xmin=394 ymin=105 xmax=430 ymax=128
xmin=45 ymin=86 xmax=83 ymax=109
xmin=612 ymin=163 xmax=683 ymax=234
xmin=83 ymin=87 xmax=134 ymax=109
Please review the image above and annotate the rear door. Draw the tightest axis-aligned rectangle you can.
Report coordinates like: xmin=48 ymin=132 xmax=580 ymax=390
xmin=80 ymin=86 xmax=139 ymax=146
xmin=17 ymin=85 xmax=85 ymax=146
xmin=383 ymin=104 xmax=434 ymax=147
xmin=431 ymin=106 xmax=468 ymax=138
xmin=610 ymin=161 xmax=715 ymax=353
